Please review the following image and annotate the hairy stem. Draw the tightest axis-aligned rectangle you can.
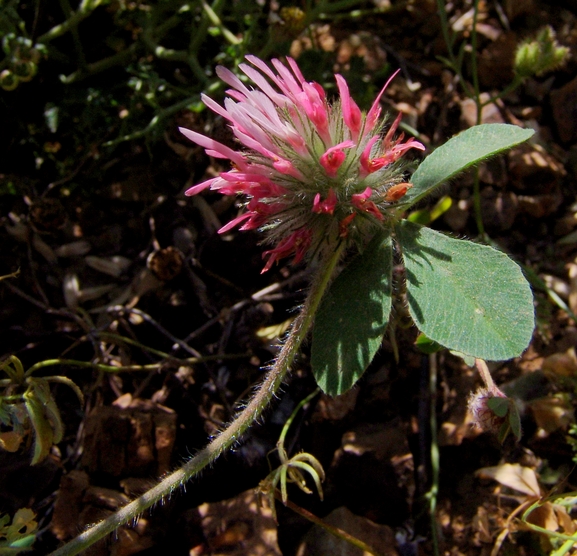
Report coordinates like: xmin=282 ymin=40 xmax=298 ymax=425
xmin=475 ymin=358 xmax=502 ymax=395
xmin=49 ymin=242 xmax=344 ymax=556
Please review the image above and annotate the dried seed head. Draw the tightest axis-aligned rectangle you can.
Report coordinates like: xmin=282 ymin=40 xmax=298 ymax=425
xmin=467 ymin=387 xmax=508 ymax=434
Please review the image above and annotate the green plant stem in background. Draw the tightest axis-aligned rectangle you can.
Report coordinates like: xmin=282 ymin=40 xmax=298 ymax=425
xmin=101 ymin=77 xmax=223 ymax=147
xmin=437 ymin=0 xmax=488 ymax=236
xmin=277 ymin=492 xmax=385 ymax=556
xmin=522 ymin=496 xmax=577 ymax=547
xmin=5 ymin=352 xmax=247 ymax=381
xmin=189 ymin=0 xmax=227 ymax=53
xmin=551 ymin=530 xmax=577 ymax=556
xmin=277 ymin=388 xmax=320 ymax=450
xmin=425 ymin=353 xmax=440 ymax=556
xmin=201 ymin=0 xmax=242 ymax=45
xmin=102 ymin=90 xmax=218 ymax=147
xmin=480 ymin=75 xmax=524 ymax=108
xmin=49 ymin=242 xmax=344 ymax=556
xmin=57 ymin=0 xmax=86 ymax=70
xmin=37 ymin=0 xmax=106 ymax=43
xmin=60 ymin=43 xmax=142 ymax=84
xmin=470 ymin=0 xmax=481 ymax=121
xmin=435 ymin=1 xmax=564 ymax=239
xmin=469 ymin=0 xmax=486 ymax=238
xmin=523 ymin=266 xmax=577 ymax=325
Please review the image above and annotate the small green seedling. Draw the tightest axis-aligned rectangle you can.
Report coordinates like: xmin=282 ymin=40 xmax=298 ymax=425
xmin=0 ymin=356 xmax=83 ymax=465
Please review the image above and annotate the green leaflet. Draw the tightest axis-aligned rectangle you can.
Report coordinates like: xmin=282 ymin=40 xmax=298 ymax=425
xmin=311 ymin=232 xmax=393 ymax=396
xmin=401 ymin=124 xmax=535 ymax=208
xmin=396 ymin=220 xmax=534 ymax=361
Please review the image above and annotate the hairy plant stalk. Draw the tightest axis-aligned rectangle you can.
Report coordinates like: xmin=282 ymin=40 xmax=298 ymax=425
xmin=475 ymin=358 xmax=500 ymax=395
xmin=49 ymin=242 xmax=344 ymax=556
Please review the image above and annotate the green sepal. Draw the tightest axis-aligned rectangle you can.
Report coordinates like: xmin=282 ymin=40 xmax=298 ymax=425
xmin=487 ymin=396 xmax=509 ymax=417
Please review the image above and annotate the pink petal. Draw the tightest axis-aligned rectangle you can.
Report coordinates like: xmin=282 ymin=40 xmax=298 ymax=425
xmin=179 ymin=127 xmax=245 ymax=168
xmin=239 ymin=64 xmax=290 ymax=108
xmin=312 ymin=188 xmax=338 ymax=214
xmin=351 ymin=186 xmax=373 ymax=202
xmin=216 ymin=66 xmax=252 ymax=98
xmin=271 ymin=58 xmax=304 ymax=99
xmin=286 ymin=56 xmax=307 ymax=85
xmin=201 ymin=94 xmax=233 ymax=122
xmin=351 ymin=187 xmax=383 ymax=221
xmin=300 ymin=82 xmax=330 ymax=140
xmin=218 ymin=212 xmax=251 ymax=234
xmin=335 ymin=74 xmax=362 ymax=139
xmin=232 ymin=127 xmax=277 ymax=158
xmin=319 ymin=140 xmax=354 ymax=177
xmin=359 ymin=136 xmax=381 ymax=176
xmin=261 ymin=228 xmax=311 ymax=273
xmin=272 ymin=158 xmax=302 ymax=178
xmin=245 ymin=55 xmax=290 ymax=97
xmin=383 ymin=112 xmax=403 ymax=148
xmin=364 ymin=69 xmax=400 ymax=136
xmin=185 ymin=177 xmax=219 ymax=196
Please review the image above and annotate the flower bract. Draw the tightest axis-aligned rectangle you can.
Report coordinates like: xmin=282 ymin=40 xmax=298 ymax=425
xmin=180 ymin=56 xmax=425 ymax=272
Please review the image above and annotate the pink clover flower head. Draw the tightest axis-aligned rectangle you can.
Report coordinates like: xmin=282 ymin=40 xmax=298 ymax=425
xmin=180 ymin=55 xmax=425 ymax=272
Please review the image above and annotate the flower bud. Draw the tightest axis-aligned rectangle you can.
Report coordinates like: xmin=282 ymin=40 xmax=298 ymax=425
xmin=515 ymin=26 xmax=569 ymax=78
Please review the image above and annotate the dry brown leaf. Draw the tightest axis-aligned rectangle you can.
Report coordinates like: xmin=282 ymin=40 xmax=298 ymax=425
xmin=551 ymin=76 xmax=577 ymax=143
xmin=312 ymin=389 xmax=359 ymax=422
xmin=553 ymin=503 xmax=576 ymax=534
xmin=472 ymin=506 xmax=493 ymax=544
xmin=197 ymin=489 xmax=281 ymax=556
xmin=77 ymin=284 xmax=117 ymax=303
xmin=82 ymin=402 xmax=176 ymax=477
xmin=51 ymin=470 xmax=90 ymax=540
xmin=528 ymin=395 xmax=575 ymax=433
xmin=110 ymin=524 xmax=154 ymax=556
xmin=32 ymin=233 xmax=57 ymax=264
xmin=62 ymin=272 xmax=80 ymax=310
xmin=85 ymin=255 xmax=132 ymax=277
xmin=5 ymin=213 xmax=29 ymax=242
xmin=525 ymin=501 xmax=577 ymax=536
xmin=461 ymin=94 xmax=504 ymax=127
xmin=256 ymin=318 xmax=293 ymax=341
xmin=0 ymin=430 xmax=24 ymax=452
xmin=542 ymin=348 xmax=577 ymax=378
xmin=54 ymin=240 xmax=91 ymax=257
xmin=89 ymin=269 xmax=162 ymax=313
xmin=542 ymin=274 xmax=571 ymax=300
xmin=526 ymin=501 xmax=559 ymax=531
xmin=476 ymin=463 xmax=540 ymax=497
xmin=296 ymin=506 xmax=397 ymax=556
xmin=508 ymin=143 xmax=566 ymax=194
xmin=568 ymin=263 xmax=577 ymax=315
